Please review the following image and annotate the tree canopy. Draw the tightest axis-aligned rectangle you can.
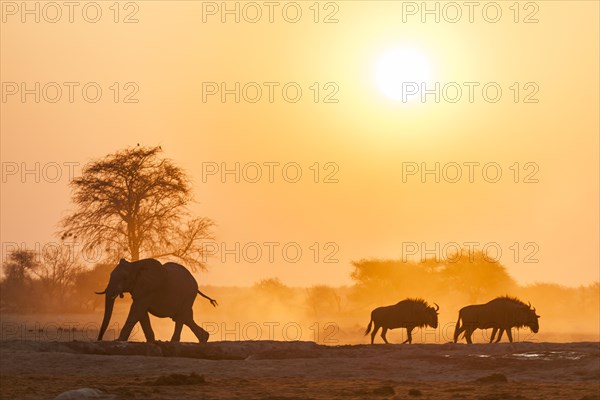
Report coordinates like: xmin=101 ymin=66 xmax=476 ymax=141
xmin=350 ymin=249 xmax=517 ymax=305
xmin=60 ymin=146 xmax=214 ymax=271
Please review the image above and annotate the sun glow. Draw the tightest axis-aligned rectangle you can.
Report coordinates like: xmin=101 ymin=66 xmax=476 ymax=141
xmin=374 ymin=48 xmax=432 ymax=102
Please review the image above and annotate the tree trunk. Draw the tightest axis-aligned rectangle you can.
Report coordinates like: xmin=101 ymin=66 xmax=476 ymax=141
xmin=131 ymin=245 xmax=139 ymax=261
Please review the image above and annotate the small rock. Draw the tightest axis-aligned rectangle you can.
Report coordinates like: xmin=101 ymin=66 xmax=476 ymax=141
xmin=54 ymin=388 xmax=111 ymax=399
xmin=150 ymin=372 xmax=206 ymax=386
xmin=373 ymin=385 xmax=395 ymax=396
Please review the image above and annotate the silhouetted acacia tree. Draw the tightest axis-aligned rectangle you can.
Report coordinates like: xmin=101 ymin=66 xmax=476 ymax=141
xmin=31 ymin=241 xmax=83 ymax=309
xmin=60 ymin=146 xmax=214 ymax=271
xmin=349 ymin=249 xmax=517 ymax=305
xmin=440 ymin=250 xmax=517 ymax=302
xmin=254 ymin=278 xmax=292 ymax=296
xmin=1 ymin=249 xmax=37 ymax=311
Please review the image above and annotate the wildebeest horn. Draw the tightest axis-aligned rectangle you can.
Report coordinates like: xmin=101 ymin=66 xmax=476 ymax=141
xmin=95 ymin=290 xmax=106 ymax=295
xmin=528 ymin=301 xmax=531 ymax=308
xmin=433 ymin=303 xmax=440 ymax=311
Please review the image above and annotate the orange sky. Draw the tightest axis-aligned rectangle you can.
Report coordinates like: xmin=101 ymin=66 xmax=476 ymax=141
xmin=1 ymin=1 xmax=598 ymax=287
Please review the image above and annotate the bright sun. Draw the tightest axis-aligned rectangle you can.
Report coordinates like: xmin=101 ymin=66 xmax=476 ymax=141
xmin=374 ymin=48 xmax=432 ymax=102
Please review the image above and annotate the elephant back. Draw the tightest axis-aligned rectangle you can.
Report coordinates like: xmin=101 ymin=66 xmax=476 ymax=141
xmin=130 ymin=258 xmax=167 ymax=298
xmin=162 ymin=262 xmax=199 ymax=294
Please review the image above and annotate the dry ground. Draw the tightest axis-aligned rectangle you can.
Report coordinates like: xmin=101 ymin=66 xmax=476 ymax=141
xmin=1 ymin=340 xmax=599 ymax=400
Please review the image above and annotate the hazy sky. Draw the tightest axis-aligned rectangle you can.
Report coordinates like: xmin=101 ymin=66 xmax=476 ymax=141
xmin=1 ymin=1 xmax=598 ymax=287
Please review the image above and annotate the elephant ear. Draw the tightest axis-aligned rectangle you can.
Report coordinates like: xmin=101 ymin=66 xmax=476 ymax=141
xmin=130 ymin=259 xmax=166 ymax=299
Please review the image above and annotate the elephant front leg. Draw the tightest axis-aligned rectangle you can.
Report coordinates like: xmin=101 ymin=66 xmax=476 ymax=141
xmin=139 ymin=312 xmax=155 ymax=342
xmin=171 ymin=321 xmax=184 ymax=342
xmin=118 ymin=301 xmax=146 ymax=341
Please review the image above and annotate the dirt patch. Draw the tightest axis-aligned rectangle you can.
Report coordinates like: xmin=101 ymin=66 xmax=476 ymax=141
xmin=475 ymin=373 xmax=509 ymax=384
xmin=149 ymin=372 xmax=206 ymax=386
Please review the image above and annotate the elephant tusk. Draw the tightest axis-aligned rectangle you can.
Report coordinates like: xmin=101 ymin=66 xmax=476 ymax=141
xmin=95 ymin=290 xmax=106 ymax=295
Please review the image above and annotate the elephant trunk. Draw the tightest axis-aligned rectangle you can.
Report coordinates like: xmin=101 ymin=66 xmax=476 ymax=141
xmin=97 ymin=293 xmax=116 ymax=341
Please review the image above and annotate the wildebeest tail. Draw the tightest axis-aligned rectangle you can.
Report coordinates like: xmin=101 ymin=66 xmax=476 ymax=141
xmin=365 ymin=318 xmax=373 ymax=336
xmin=453 ymin=313 xmax=463 ymax=343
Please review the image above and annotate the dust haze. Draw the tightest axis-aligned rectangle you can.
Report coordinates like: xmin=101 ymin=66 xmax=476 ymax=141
xmin=3 ymin=250 xmax=598 ymax=344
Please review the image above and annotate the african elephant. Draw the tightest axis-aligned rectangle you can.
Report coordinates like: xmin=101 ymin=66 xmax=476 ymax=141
xmin=96 ymin=258 xmax=218 ymax=342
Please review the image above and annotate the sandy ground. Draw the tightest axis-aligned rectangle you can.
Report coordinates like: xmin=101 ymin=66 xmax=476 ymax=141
xmin=0 ymin=340 xmax=598 ymax=400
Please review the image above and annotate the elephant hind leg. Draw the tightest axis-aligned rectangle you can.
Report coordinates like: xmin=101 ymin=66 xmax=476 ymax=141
xmin=180 ymin=309 xmax=209 ymax=343
xmin=186 ymin=320 xmax=209 ymax=343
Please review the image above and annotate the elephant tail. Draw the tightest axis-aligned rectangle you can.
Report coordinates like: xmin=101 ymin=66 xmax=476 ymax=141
xmin=198 ymin=290 xmax=218 ymax=307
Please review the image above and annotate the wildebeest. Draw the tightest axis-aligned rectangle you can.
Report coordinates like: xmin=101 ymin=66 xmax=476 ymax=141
xmin=365 ymin=298 xmax=439 ymax=344
xmin=453 ymin=296 xmax=540 ymax=344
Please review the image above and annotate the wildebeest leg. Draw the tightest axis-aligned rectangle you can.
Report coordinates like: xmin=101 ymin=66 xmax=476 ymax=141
xmin=138 ymin=312 xmax=155 ymax=342
xmin=170 ymin=320 xmax=184 ymax=342
xmin=402 ymin=327 xmax=414 ymax=344
xmin=465 ymin=328 xmax=474 ymax=344
xmin=454 ymin=325 xmax=466 ymax=343
xmin=506 ymin=328 xmax=514 ymax=343
xmin=495 ymin=329 xmax=504 ymax=343
xmin=371 ymin=324 xmax=380 ymax=344
xmin=381 ymin=327 xmax=389 ymax=344
xmin=489 ymin=328 xmax=498 ymax=343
